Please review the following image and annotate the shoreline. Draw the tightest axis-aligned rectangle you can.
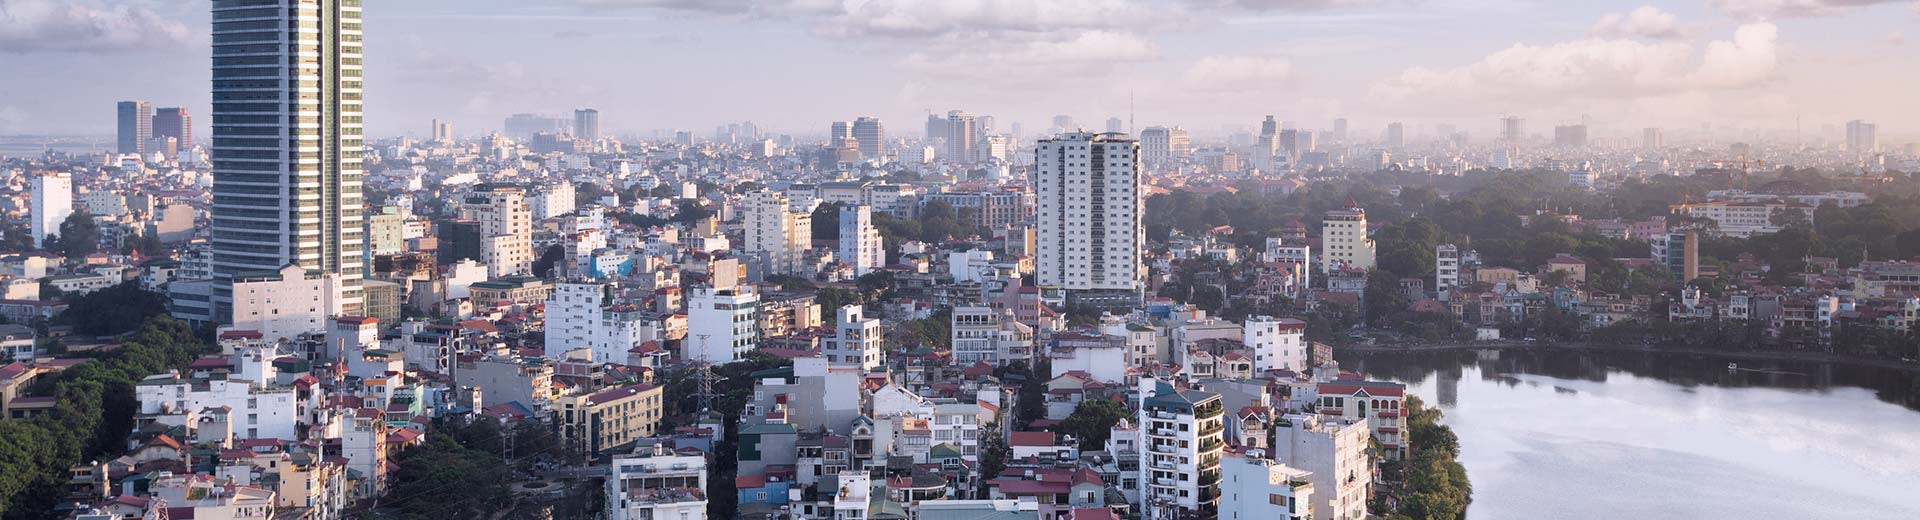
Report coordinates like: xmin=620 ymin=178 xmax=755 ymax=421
xmin=1341 ymin=341 xmax=1920 ymax=373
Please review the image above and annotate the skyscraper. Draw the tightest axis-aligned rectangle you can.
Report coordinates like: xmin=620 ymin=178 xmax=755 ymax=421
xmin=1643 ymin=127 xmax=1664 ymax=150
xmin=1386 ymin=122 xmax=1405 ymax=150
xmin=1035 ymin=132 xmax=1143 ymax=306
xmin=1106 ymin=117 xmax=1124 ymax=133
xmin=431 ymin=118 xmax=453 ymax=143
xmin=829 ymin=120 xmax=855 ymax=148
xmin=743 ymin=191 xmax=813 ymax=276
xmin=1502 ymin=116 xmax=1525 ymax=143
xmin=210 ymin=0 xmax=366 ymax=320
xmin=153 ymin=107 xmax=192 ymax=148
xmin=30 ymin=172 xmax=72 ymax=249
xmin=574 ymin=108 xmax=600 ymax=141
xmin=1333 ymin=118 xmax=1349 ymax=143
xmin=946 ymin=110 xmax=977 ymax=164
xmin=1553 ymin=124 xmax=1588 ymax=148
xmin=465 ymin=185 xmax=534 ymax=278
xmin=1846 ymin=120 xmax=1878 ymax=154
xmin=852 ymin=116 xmax=884 ymax=161
xmin=117 ymin=100 xmax=152 ymax=154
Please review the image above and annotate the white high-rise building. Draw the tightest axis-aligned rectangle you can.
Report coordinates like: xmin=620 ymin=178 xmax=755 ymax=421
xmin=1321 ymin=205 xmax=1375 ymax=272
xmin=1035 ymin=132 xmax=1144 ymax=306
xmin=838 ymin=205 xmax=882 ymax=276
xmin=946 ymin=110 xmax=978 ymax=164
xmin=1139 ymin=126 xmax=1191 ymax=164
xmin=686 ymin=286 xmax=759 ymax=363
xmin=210 ymin=0 xmax=366 ymax=320
xmin=1139 ymin=381 xmax=1225 ymax=516
xmin=743 ymin=191 xmax=813 ymax=276
xmin=1243 ymin=316 xmax=1308 ymax=372
xmin=1436 ymin=244 xmax=1461 ymax=297
xmin=824 ymin=305 xmax=883 ymax=371
xmin=466 ymin=185 xmax=533 ymax=278
xmin=546 ymin=282 xmax=655 ymax=363
xmin=29 ymin=172 xmax=72 ymax=249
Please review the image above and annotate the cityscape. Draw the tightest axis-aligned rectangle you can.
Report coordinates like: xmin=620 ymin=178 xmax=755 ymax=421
xmin=4 ymin=1 xmax=1920 ymax=520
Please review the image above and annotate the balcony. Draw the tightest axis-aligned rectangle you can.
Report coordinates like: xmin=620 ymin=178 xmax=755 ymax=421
xmin=1149 ymin=459 xmax=1176 ymax=470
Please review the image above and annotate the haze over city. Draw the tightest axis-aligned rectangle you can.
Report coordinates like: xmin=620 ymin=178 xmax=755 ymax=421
xmin=4 ymin=0 xmax=1919 ymax=139
xmin=3 ymin=1 xmax=1920 ymax=520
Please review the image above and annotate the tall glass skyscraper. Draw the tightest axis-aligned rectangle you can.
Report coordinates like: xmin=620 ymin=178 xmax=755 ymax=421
xmin=210 ymin=0 xmax=366 ymax=319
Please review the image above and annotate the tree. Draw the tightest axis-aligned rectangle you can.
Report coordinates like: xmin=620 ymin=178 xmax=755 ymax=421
xmin=531 ymin=244 xmax=566 ymax=278
xmin=54 ymin=282 xmax=168 ymax=336
xmin=1056 ymin=399 xmax=1130 ymax=450
xmin=55 ymin=211 xmax=100 ymax=260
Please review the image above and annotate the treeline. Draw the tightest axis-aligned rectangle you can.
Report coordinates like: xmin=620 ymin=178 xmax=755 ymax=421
xmin=1383 ymin=395 xmax=1471 ymax=520
xmin=0 ymin=317 xmax=208 ymax=517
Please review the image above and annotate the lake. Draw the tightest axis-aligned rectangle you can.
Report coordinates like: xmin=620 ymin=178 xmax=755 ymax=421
xmin=1345 ymin=349 xmax=1920 ymax=520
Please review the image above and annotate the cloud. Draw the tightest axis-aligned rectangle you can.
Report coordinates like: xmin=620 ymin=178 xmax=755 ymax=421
xmin=0 ymin=0 xmax=191 ymax=53
xmin=1589 ymin=6 xmax=1685 ymax=40
xmin=1182 ymin=55 xmax=1294 ymax=92
xmin=1178 ymin=0 xmax=1380 ymax=11
xmin=1886 ymin=32 xmax=1907 ymax=46
xmin=1707 ymin=0 xmax=1909 ymax=20
xmin=1371 ymin=23 xmax=1779 ymax=114
xmin=815 ymin=0 xmax=1160 ymax=38
xmin=906 ymin=29 xmax=1158 ymax=78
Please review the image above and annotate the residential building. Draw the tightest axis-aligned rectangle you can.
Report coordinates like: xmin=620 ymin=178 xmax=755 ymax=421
xmin=1669 ymin=199 xmax=1813 ymax=237
xmin=1436 ymin=244 xmax=1461 ymax=297
xmin=606 ymin=441 xmax=709 ymax=520
xmin=558 ymin=383 xmax=665 ymax=455
xmin=1271 ymin=413 xmax=1372 ymax=520
xmin=466 ymin=185 xmax=534 ymax=278
xmin=686 ymin=286 xmax=759 ymax=363
xmin=1322 ymin=205 xmax=1375 ymax=272
xmin=824 ymin=305 xmax=883 ymax=371
xmin=1138 ymin=381 xmax=1225 ymax=517
xmin=1219 ymin=451 xmax=1315 ymax=520
xmin=546 ymin=282 xmax=656 ymax=362
xmin=853 ymin=116 xmax=885 ymax=161
xmin=839 ymin=205 xmax=882 ymax=276
xmin=1139 ymin=126 xmax=1191 ymax=164
xmin=30 ymin=172 xmax=72 ymax=249
xmin=744 ymin=191 xmax=814 ymax=276
xmin=1243 ymin=316 xmax=1307 ymax=372
xmin=1035 ymin=132 xmax=1144 ymax=307
xmin=230 ymin=264 xmax=345 ymax=343
xmin=1315 ymin=380 xmax=1408 ymax=460
xmin=950 ymin=306 xmax=1034 ymax=367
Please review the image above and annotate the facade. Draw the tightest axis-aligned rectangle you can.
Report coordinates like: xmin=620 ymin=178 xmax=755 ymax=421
xmin=1139 ymin=126 xmax=1191 ymax=164
xmin=1436 ymin=244 xmax=1461 ymax=296
xmin=1272 ymin=414 xmax=1372 ymax=520
xmin=853 ymin=116 xmax=885 ymax=161
xmin=824 ymin=305 xmax=883 ymax=371
xmin=154 ymin=107 xmax=193 ymax=149
xmin=29 ymin=172 xmax=73 ymax=249
xmin=946 ymin=110 xmax=978 ymax=164
xmin=1315 ymin=380 xmax=1408 ymax=460
xmin=1035 ymin=132 xmax=1144 ymax=306
xmin=744 ymin=191 xmax=814 ymax=276
xmin=1322 ymin=205 xmax=1376 ymax=272
xmin=1138 ymin=383 xmax=1225 ymax=517
xmin=1669 ymin=199 xmax=1813 ymax=237
xmin=686 ymin=286 xmax=760 ymax=363
xmin=230 ymin=264 xmax=344 ymax=343
xmin=118 ymin=100 xmax=154 ymax=154
xmin=546 ymin=282 xmax=654 ymax=362
xmin=838 ymin=205 xmax=883 ymax=276
xmin=950 ymin=306 xmax=1033 ymax=367
xmin=558 ymin=383 xmax=665 ymax=455
xmin=1219 ymin=451 xmax=1315 ymax=520
xmin=466 ymin=185 xmax=534 ymax=278
xmin=210 ymin=0 xmax=367 ymax=320
xmin=1243 ymin=316 xmax=1307 ymax=372
xmin=574 ymin=108 xmax=601 ymax=141
xmin=135 ymin=370 xmax=299 ymax=441
xmin=606 ymin=443 xmax=709 ymax=520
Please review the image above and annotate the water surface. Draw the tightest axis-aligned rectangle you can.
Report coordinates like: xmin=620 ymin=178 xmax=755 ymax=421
xmin=1348 ymin=350 xmax=1920 ymax=520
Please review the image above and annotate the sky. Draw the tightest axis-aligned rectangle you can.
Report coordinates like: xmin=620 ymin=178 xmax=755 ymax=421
xmin=1 ymin=0 xmax=1917 ymax=142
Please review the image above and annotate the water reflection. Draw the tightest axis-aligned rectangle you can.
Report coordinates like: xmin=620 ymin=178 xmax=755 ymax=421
xmin=1347 ymin=350 xmax=1920 ymax=520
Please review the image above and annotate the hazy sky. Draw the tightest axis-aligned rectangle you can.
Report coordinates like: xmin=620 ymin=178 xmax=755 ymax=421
xmin=1 ymin=0 xmax=1916 ymax=141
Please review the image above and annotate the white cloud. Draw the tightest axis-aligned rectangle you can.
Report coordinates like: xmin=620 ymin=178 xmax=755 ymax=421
xmin=906 ymin=29 xmax=1158 ymax=77
xmin=0 ymin=0 xmax=191 ymax=53
xmin=1371 ymin=23 xmax=1779 ymax=114
xmin=816 ymin=0 xmax=1161 ymax=38
xmin=1182 ymin=55 xmax=1294 ymax=92
xmin=1708 ymin=0 xmax=1909 ymax=20
xmin=1179 ymin=0 xmax=1380 ymax=11
xmin=1589 ymin=6 xmax=1684 ymax=40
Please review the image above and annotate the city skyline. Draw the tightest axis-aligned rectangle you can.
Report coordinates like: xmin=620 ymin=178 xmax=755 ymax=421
xmin=2 ymin=0 xmax=1918 ymax=140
